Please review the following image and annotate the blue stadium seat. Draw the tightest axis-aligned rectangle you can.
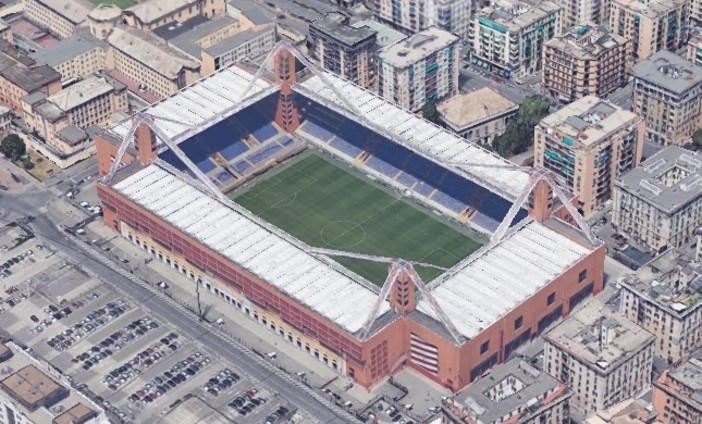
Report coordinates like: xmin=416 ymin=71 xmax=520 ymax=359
xmin=414 ymin=182 xmax=435 ymax=197
xmin=366 ymin=156 xmax=400 ymax=178
xmin=217 ymin=171 xmax=234 ymax=183
xmin=196 ymin=158 xmax=216 ymax=174
xmin=247 ymin=144 xmax=282 ymax=164
xmin=432 ymin=192 xmax=467 ymax=213
xmin=396 ymin=172 xmax=419 ymax=188
xmin=300 ymin=121 xmax=335 ymax=142
xmin=330 ymin=137 xmax=363 ymax=158
xmin=471 ymin=212 xmax=501 ymax=232
xmin=280 ymin=137 xmax=295 ymax=146
xmin=220 ymin=140 xmax=249 ymax=161
xmin=234 ymin=161 xmax=251 ymax=173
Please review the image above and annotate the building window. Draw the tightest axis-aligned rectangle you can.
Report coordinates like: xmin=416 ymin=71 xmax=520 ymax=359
xmin=515 ymin=316 xmax=523 ymax=330
xmin=547 ymin=292 xmax=556 ymax=305
xmin=480 ymin=340 xmax=489 ymax=354
xmin=579 ymin=269 xmax=587 ymax=282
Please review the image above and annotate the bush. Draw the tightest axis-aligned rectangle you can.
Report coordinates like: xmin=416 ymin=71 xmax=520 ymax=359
xmin=492 ymin=97 xmax=551 ymax=158
xmin=0 ymin=134 xmax=26 ymax=161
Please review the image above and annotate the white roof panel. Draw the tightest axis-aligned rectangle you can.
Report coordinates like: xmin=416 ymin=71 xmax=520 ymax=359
xmin=295 ymin=75 xmax=529 ymax=200
xmin=113 ymin=165 xmax=388 ymax=334
xmin=417 ymin=221 xmax=592 ymax=339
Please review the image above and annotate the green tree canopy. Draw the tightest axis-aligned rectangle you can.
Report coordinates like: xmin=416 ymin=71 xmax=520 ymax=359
xmin=492 ymin=96 xmax=551 ymax=158
xmin=422 ymin=101 xmax=441 ymax=125
xmin=0 ymin=134 xmax=25 ymax=161
xmin=693 ymin=129 xmax=702 ymax=150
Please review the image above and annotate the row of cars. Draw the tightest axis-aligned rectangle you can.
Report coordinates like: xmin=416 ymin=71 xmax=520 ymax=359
xmin=202 ymin=367 xmax=240 ymax=397
xmin=127 ymin=352 xmax=211 ymax=407
xmin=264 ymin=405 xmax=291 ymax=424
xmin=0 ymin=249 xmax=33 ymax=280
xmin=228 ymin=388 xmax=267 ymax=417
xmin=74 ymin=316 xmax=161 ymax=371
xmin=29 ymin=302 xmax=73 ymax=335
xmin=47 ymin=300 xmax=130 ymax=353
xmin=101 ymin=332 xmax=181 ymax=391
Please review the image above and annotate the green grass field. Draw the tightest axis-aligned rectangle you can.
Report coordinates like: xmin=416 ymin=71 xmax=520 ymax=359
xmin=231 ymin=153 xmax=483 ymax=285
xmin=89 ymin=0 xmax=134 ymax=9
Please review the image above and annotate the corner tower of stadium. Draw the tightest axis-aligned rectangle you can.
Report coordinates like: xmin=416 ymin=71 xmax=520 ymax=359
xmin=95 ymin=46 xmax=605 ymax=392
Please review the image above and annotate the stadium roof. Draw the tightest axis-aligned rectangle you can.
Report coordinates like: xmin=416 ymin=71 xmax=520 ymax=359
xmin=294 ymin=74 xmax=529 ymax=200
xmin=108 ymin=66 xmax=277 ymax=145
xmin=112 ymin=165 xmax=390 ymax=334
xmin=417 ymin=220 xmax=592 ymax=339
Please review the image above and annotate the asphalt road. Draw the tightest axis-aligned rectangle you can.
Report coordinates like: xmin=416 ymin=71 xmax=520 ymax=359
xmin=459 ymin=68 xmax=541 ymax=105
xmin=0 ymin=189 xmax=352 ymax=424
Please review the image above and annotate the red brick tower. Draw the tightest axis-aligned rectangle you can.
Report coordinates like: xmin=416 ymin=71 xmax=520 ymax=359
xmin=273 ymin=49 xmax=300 ymax=132
xmin=389 ymin=264 xmax=416 ymax=314
xmin=134 ymin=123 xmax=158 ymax=166
xmin=529 ymin=174 xmax=553 ymax=222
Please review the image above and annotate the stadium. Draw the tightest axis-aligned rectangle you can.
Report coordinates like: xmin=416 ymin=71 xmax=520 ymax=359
xmin=95 ymin=45 xmax=605 ymax=391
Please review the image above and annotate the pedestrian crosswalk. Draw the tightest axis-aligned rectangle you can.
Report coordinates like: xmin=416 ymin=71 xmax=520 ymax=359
xmin=37 ymin=206 xmax=47 ymax=214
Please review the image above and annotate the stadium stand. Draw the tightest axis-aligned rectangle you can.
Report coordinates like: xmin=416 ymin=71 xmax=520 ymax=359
xmin=216 ymin=171 xmax=234 ymax=183
xmin=396 ymin=172 xmax=420 ymax=188
xmin=471 ymin=212 xmax=501 ymax=232
xmin=234 ymin=161 xmax=251 ymax=174
xmin=366 ymin=156 xmax=400 ymax=178
xmin=330 ymin=137 xmax=363 ymax=158
xmin=196 ymin=158 xmax=217 ymax=174
xmin=432 ymin=191 xmax=467 ymax=213
xmin=220 ymin=140 xmax=250 ymax=161
xmin=248 ymin=144 xmax=282 ymax=164
xmin=237 ymin=107 xmax=279 ymax=142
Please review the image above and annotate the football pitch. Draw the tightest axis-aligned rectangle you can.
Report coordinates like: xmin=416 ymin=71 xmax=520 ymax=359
xmin=231 ymin=153 xmax=483 ymax=285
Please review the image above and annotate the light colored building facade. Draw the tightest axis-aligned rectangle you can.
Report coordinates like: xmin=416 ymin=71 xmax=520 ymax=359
xmin=585 ymin=398 xmax=660 ymax=424
xmin=544 ymin=298 xmax=655 ymax=416
xmin=469 ymin=0 xmax=563 ymax=79
xmin=442 ymin=358 xmax=572 ymax=424
xmin=106 ymin=26 xmax=201 ymax=100
xmin=542 ymin=23 xmax=628 ymax=102
xmin=613 ymin=146 xmax=702 ymax=253
xmin=632 ymin=51 xmax=702 ymax=147
xmin=378 ymin=27 xmax=459 ymax=112
xmin=437 ymin=87 xmax=518 ymax=144
xmin=373 ymin=0 xmax=471 ymax=40
xmin=553 ymin=0 xmax=610 ymax=31
xmin=652 ymin=349 xmax=702 ymax=423
xmin=610 ymin=0 xmax=690 ymax=66
xmin=22 ymin=74 xmax=127 ymax=157
xmin=687 ymin=31 xmax=702 ymax=67
xmin=29 ymin=28 xmax=108 ymax=82
xmin=308 ymin=13 xmax=378 ymax=90
xmin=22 ymin=0 xmax=93 ymax=39
xmin=0 ymin=40 xmax=62 ymax=113
xmin=122 ymin=0 xmax=227 ymax=32
xmin=153 ymin=14 xmax=276 ymax=76
xmin=534 ymin=96 xmax=644 ymax=217
xmin=619 ymin=247 xmax=702 ymax=364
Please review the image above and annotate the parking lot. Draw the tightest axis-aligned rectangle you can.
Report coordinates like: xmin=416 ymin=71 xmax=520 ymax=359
xmin=0 ymin=226 xmax=296 ymax=423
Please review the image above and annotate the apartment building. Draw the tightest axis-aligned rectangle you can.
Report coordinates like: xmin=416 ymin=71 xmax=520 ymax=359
xmin=378 ymin=27 xmax=458 ymax=112
xmin=469 ymin=0 xmax=563 ymax=79
xmin=688 ymin=31 xmax=702 ymax=67
xmin=652 ymin=348 xmax=702 ymax=423
xmin=373 ymin=0 xmax=471 ymax=40
xmin=22 ymin=0 xmax=93 ymax=39
xmin=610 ymin=0 xmax=690 ymax=65
xmin=613 ymin=146 xmax=702 ymax=253
xmin=30 ymin=28 xmax=108 ymax=82
xmin=553 ymin=0 xmax=609 ymax=31
xmin=437 ymin=87 xmax=518 ymax=144
xmin=122 ymin=0 xmax=227 ymax=32
xmin=633 ymin=51 xmax=702 ymax=146
xmin=106 ymin=26 xmax=201 ymax=99
xmin=153 ymin=13 xmax=275 ymax=77
xmin=542 ymin=23 xmax=628 ymax=102
xmin=86 ymin=4 xmax=123 ymax=40
xmin=0 ymin=41 xmax=61 ymax=113
xmin=534 ymin=96 xmax=644 ymax=217
xmin=0 ymin=342 xmax=107 ymax=424
xmin=544 ymin=298 xmax=655 ymax=416
xmin=350 ymin=19 xmax=407 ymax=49
xmin=442 ymin=358 xmax=572 ymax=424
xmin=618 ymin=247 xmax=702 ymax=364
xmin=585 ymin=398 xmax=659 ymax=423
xmin=308 ymin=13 xmax=378 ymax=90
xmin=22 ymin=74 xmax=127 ymax=160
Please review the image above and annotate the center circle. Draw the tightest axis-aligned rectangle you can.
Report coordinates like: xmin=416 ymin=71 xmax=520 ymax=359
xmin=320 ymin=221 xmax=367 ymax=249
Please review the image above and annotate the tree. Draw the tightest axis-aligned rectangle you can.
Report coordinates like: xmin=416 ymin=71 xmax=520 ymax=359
xmin=492 ymin=97 xmax=551 ymax=158
xmin=693 ymin=129 xmax=702 ymax=150
xmin=422 ymin=101 xmax=441 ymax=125
xmin=0 ymin=134 xmax=25 ymax=161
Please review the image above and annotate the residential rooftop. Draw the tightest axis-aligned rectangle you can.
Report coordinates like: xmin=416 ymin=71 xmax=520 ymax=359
xmin=33 ymin=0 xmax=93 ymax=24
xmin=30 ymin=28 xmax=107 ymax=68
xmin=539 ymin=96 xmax=640 ymax=147
xmin=447 ymin=358 xmax=571 ymax=423
xmin=52 ymin=402 xmax=98 ymax=424
xmin=437 ymin=87 xmax=517 ymax=130
xmin=0 ymin=342 xmax=104 ymax=423
xmin=544 ymin=298 xmax=655 ymax=372
xmin=545 ymin=23 xmax=628 ymax=60
xmin=106 ymin=26 xmax=200 ymax=79
xmin=615 ymin=146 xmax=702 ymax=213
xmin=378 ymin=27 xmax=458 ymax=68
xmin=47 ymin=75 xmax=120 ymax=112
xmin=227 ymin=0 xmax=275 ymax=26
xmin=310 ymin=13 xmax=377 ymax=47
xmin=125 ymin=0 xmax=199 ymax=25
xmin=667 ymin=348 xmax=702 ymax=393
xmin=613 ymin=0 xmax=687 ymax=19
xmin=618 ymin=247 xmax=702 ymax=317
xmin=633 ymin=50 xmax=702 ymax=95
xmin=475 ymin=0 xmax=562 ymax=32
xmin=350 ymin=19 xmax=406 ymax=48
xmin=585 ymin=398 xmax=659 ymax=424
xmin=0 ymin=62 xmax=60 ymax=93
